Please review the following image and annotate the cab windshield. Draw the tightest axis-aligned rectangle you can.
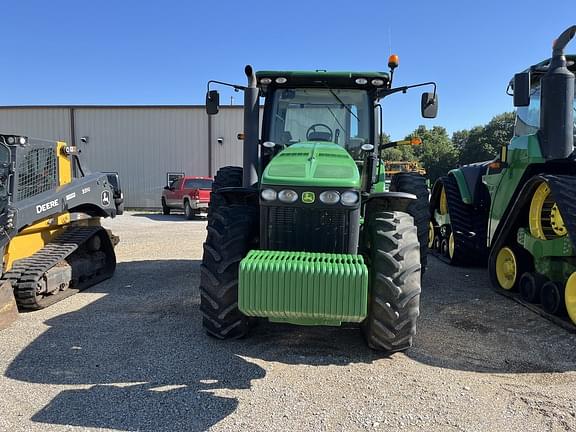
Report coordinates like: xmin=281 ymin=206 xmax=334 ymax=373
xmin=268 ymin=88 xmax=372 ymax=158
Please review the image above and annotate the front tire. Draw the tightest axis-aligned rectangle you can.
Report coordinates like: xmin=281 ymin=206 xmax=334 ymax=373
xmin=362 ymin=211 xmax=421 ymax=353
xmin=200 ymin=203 xmax=259 ymax=339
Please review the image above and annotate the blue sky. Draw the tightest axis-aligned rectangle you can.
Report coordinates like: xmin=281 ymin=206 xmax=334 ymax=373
xmin=1 ymin=1 xmax=574 ymax=138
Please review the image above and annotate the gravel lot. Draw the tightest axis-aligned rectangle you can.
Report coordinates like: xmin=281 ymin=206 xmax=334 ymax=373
xmin=1 ymin=211 xmax=575 ymax=432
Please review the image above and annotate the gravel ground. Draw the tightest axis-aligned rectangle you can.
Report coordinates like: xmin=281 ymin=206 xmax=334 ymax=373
xmin=1 ymin=211 xmax=575 ymax=432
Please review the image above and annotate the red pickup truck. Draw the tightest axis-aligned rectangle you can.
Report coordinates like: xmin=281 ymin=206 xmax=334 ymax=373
xmin=161 ymin=176 xmax=213 ymax=219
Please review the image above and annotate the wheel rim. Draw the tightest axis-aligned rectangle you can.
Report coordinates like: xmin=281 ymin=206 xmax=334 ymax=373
xmin=428 ymin=222 xmax=435 ymax=248
xmin=566 ymin=273 xmax=576 ymax=324
xmin=439 ymin=186 xmax=448 ymax=215
xmin=495 ymin=247 xmax=517 ymax=290
xmin=529 ymin=181 xmax=566 ymax=239
xmin=448 ymin=232 xmax=455 ymax=259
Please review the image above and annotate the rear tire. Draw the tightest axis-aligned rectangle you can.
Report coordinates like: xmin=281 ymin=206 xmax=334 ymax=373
xmin=184 ymin=200 xmax=195 ymax=220
xmin=161 ymin=198 xmax=170 ymax=215
xmin=200 ymin=203 xmax=259 ymax=339
xmin=209 ymin=166 xmax=243 ymax=215
xmin=362 ymin=211 xmax=421 ymax=353
xmin=390 ymin=173 xmax=429 ymax=273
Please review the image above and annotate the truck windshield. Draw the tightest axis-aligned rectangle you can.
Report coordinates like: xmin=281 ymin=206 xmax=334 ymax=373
xmin=268 ymin=88 xmax=372 ymax=157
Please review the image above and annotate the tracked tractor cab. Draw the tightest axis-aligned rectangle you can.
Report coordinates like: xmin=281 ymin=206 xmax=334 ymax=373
xmin=201 ymin=60 xmax=437 ymax=351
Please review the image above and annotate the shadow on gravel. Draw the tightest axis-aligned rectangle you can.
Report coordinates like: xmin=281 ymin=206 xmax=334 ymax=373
xmin=408 ymin=256 xmax=576 ymax=373
xmin=5 ymin=260 xmax=261 ymax=432
xmin=131 ymin=213 xmax=206 ymax=222
xmin=6 ymin=256 xmax=576 ymax=430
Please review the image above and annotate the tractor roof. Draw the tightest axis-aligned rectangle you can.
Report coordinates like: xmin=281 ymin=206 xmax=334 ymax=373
xmin=511 ymin=55 xmax=576 ymax=86
xmin=255 ymin=70 xmax=390 ymax=92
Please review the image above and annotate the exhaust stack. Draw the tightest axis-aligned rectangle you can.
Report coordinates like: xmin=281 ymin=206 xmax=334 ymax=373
xmin=243 ymin=65 xmax=260 ymax=187
xmin=539 ymin=25 xmax=576 ymax=159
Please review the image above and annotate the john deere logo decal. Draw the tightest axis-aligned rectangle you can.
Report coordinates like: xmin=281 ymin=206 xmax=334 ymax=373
xmin=302 ymin=191 xmax=315 ymax=203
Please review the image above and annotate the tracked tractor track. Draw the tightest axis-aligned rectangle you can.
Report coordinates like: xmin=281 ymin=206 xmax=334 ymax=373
xmin=432 ymin=175 xmax=488 ymax=265
xmin=2 ymin=226 xmax=115 ymax=310
xmin=490 ymin=174 xmax=576 ymax=333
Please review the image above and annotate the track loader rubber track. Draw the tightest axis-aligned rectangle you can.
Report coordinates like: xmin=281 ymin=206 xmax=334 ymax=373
xmin=435 ymin=175 xmax=488 ymax=265
xmin=2 ymin=226 xmax=116 ymax=310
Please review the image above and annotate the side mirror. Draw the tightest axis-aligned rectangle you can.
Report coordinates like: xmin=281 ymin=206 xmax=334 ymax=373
xmin=513 ymin=72 xmax=531 ymax=107
xmin=206 ymin=90 xmax=220 ymax=115
xmin=421 ymin=92 xmax=438 ymax=118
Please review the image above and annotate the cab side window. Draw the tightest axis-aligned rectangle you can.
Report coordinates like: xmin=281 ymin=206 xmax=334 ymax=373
xmin=514 ymin=86 xmax=541 ymax=137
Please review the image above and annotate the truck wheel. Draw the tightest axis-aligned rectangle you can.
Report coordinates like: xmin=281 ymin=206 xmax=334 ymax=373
xmin=210 ymin=166 xmax=243 ymax=215
xmin=161 ymin=198 xmax=170 ymax=215
xmin=184 ymin=200 xmax=195 ymax=220
xmin=200 ymin=203 xmax=259 ymax=339
xmin=390 ymin=173 xmax=429 ymax=273
xmin=362 ymin=211 xmax=421 ymax=353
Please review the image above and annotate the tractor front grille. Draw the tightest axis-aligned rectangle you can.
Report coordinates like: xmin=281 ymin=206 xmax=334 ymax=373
xmin=260 ymin=205 xmax=358 ymax=253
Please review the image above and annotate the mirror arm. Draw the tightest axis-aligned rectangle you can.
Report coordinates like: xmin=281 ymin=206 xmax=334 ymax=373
xmin=207 ymin=80 xmax=247 ymax=93
xmin=377 ymin=81 xmax=437 ymax=100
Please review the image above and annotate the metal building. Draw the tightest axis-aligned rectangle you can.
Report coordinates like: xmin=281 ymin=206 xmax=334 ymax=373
xmin=0 ymin=106 xmax=250 ymax=208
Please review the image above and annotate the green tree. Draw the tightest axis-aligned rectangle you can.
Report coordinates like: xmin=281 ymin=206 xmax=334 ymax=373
xmin=408 ymin=125 xmax=459 ymax=183
xmin=458 ymin=112 xmax=515 ymax=165
xmin=378 ymin=132 xmax=417 ymax=162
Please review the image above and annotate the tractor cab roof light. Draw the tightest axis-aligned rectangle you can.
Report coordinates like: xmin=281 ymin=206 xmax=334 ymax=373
xmin=355 ymin=78 xmax=368 ymax=85
xmin=275 ymin=77 xmax=287 ymax=84
xmin=260 ymin=78 xmax=272 ymax=85
xmin=371 ymin=79 xmax=385 ymax=86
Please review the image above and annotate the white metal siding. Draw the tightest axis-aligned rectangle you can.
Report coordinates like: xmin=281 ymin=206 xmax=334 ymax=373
xmin=0 ymin=106 xmax=249 ymax=208
xmin=0 ymin=108 xmax=71 ymax=143
xmin=74 ymin=108 xmax=209 ymax=208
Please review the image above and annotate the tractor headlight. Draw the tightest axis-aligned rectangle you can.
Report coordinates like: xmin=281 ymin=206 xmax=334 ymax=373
xmin=341 ymin=191 xmax=360 ymax=206
xmin=319 ymin=190 xmax=340 ymax=204
xmin=261 ymin=188 xmax=277 ymax=201
xmin=278 ymin=189 xmax=298 ymax=203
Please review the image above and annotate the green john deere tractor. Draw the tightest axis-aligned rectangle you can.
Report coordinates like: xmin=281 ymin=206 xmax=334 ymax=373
xmin=201 ymin=57 xmax=437 ymax=352
xmin=429 ymin=25 xmax=576 ymax=326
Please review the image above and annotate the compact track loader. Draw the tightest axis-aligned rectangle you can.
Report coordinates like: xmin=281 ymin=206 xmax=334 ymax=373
xmin=0 ymin=134 xmax=123 ymax=329
xmin=201 ymin=57 xmax=438 ymax=352
xmin=429 ymin=25 xmax=576 ymax=328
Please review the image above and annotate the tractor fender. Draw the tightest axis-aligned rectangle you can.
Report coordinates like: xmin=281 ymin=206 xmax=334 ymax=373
xmin=365 ymin=191 xmax=416 ymax=214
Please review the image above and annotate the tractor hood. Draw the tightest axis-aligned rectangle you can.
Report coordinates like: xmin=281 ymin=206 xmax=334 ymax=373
xmin=262 ymin=142 xmax=360 ymax=188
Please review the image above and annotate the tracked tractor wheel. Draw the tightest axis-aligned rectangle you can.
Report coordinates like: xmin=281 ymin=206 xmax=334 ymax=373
xmin=519 ymin=272 xmax=547 ymax=303
xmin=390 ymin=173 xmax=429 ymax=273
xmin=162 ymin=198 xmax=170 ymax=215
xmin=565 ymin=273 xmax=576 ymax=324
xmin=541 ymin=281 xmax=566 ymax=316
xmin=362 ymin=211 xmax=421 ymax=353
xmin=200 ymin=203 xmax=259 ymax=339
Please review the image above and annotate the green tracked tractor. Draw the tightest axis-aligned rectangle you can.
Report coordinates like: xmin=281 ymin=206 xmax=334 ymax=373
xmin=429 ymin=25 xmax=576 ymax=327
xmin=200 ymin=57 xmax=438 ymax=352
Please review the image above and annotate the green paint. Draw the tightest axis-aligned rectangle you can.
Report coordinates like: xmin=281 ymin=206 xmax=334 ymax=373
xmin=262 ymin=142 xmax=361 ymax=188
xmin=239 ymin=250 xmax=368 ymax=325
xmin=534 ymin=257 xmax=576 ymax=283
xmin=448 ymin=169 xmax=473 ymax=204
xmin=483 ymin=134 xmax=545 ymax=244
xmin=257 ymin=70 xmax=389 ymax=83
xmin=517 ymin=228 xmax=574 ymax=258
